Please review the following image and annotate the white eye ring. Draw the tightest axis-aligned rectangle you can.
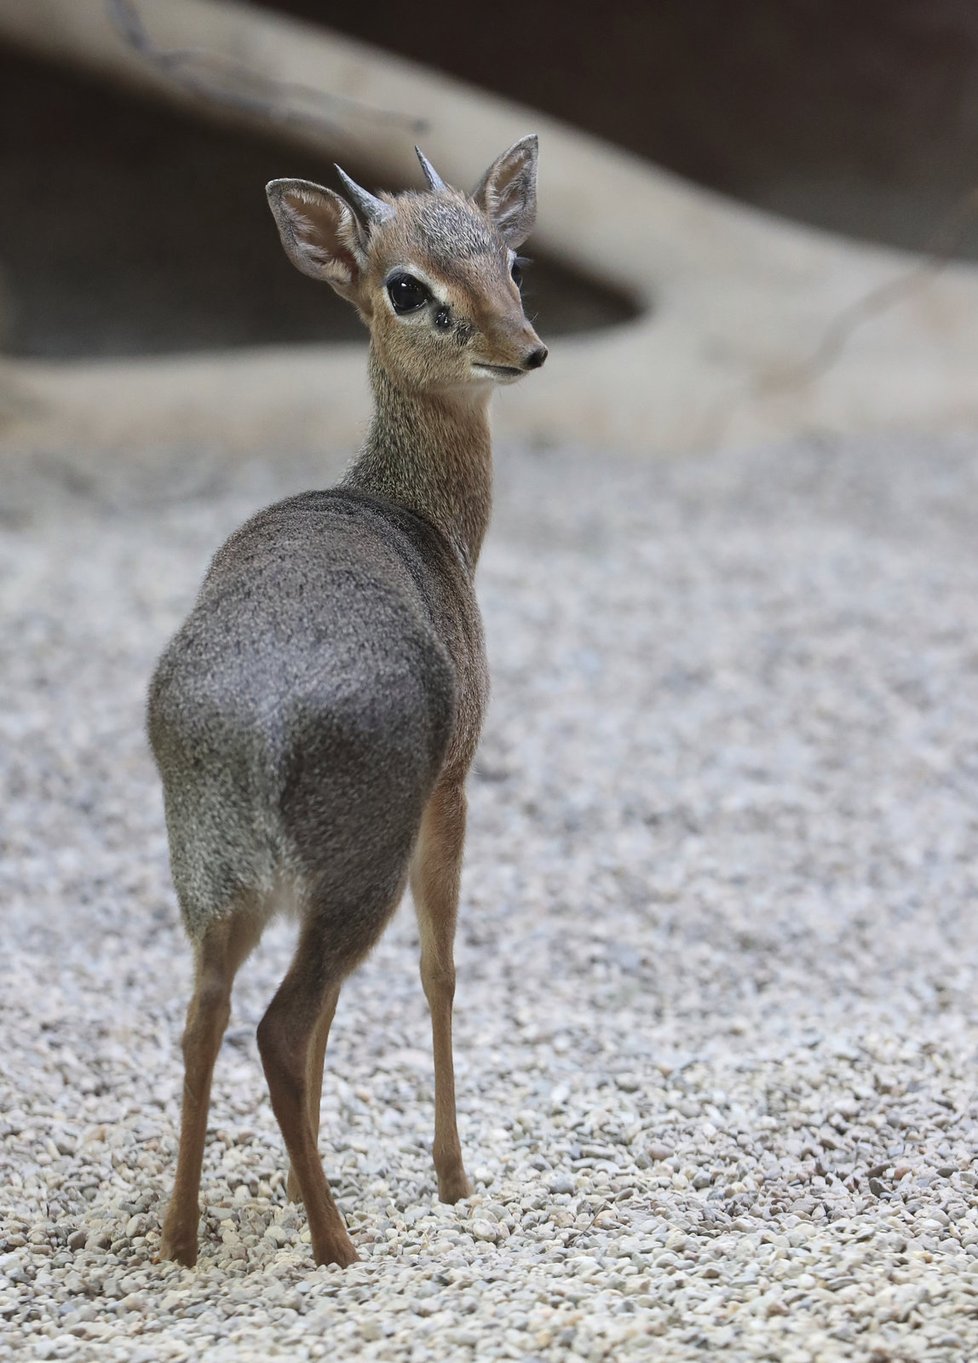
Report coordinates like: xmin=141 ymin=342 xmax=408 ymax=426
xmin=387 ymin=272 xmax=430 ymax=314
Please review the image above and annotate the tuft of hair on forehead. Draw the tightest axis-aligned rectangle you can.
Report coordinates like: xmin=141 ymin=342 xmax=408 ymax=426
xmin=391 ymin=191 xmax=502 ymax=265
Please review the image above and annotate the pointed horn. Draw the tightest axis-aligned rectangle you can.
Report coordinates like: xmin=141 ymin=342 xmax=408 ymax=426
xmin=415 ymin=145 xmax=447 ymax=192
xmin=334 ymin=165 xmax=394 ymax=226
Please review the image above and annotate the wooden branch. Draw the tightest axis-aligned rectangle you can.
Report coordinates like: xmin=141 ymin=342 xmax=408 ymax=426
xmin=105 ymin=0 xmax=426 ymax=136
xmin=780 ymin=186 xmax=978 ymax=388
xmin=697 ymin=182 xmax=978 ymax=449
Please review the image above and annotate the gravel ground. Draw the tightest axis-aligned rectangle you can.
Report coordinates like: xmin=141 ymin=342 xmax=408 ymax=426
xmin=2 ymin=431 xmax=977 ymax=1361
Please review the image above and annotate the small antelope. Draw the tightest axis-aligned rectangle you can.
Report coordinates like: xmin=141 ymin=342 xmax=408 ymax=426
xmin=148 ymin=137 xmax=546 ymax=1267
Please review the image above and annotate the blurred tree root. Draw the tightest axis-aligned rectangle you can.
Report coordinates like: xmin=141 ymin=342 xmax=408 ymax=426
xmin=106 ymin=0 xmax=424 ymax=136
xmin=700 ymin=184 xmax=978 ymax=450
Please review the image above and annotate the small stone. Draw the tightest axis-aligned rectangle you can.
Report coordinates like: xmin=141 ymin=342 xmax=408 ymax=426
xmin=471 ymin=1220 xmax=502 ymax=1243
xmin=3 ymin=432 xmax=978 ymax=1357
xmin=645 ymin=1144 xmax=674 ymax=1162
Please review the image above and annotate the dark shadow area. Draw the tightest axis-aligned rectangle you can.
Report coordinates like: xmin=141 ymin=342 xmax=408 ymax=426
xmin=273 ymin=0 xmax=978 ymax=263
xmin=0 ymin=51 xmax=636 ymax=359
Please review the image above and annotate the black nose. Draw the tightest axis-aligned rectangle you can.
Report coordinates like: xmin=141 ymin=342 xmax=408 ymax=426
xmin=524 ymin=345 xmax=548 ymax=370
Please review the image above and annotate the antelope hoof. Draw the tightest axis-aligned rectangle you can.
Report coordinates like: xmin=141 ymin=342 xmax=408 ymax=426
xmin=159 ymin=1220 xmax=199 ymax=1268
xmin=437 ymin=1169 xmax=473 ymax=1204
xmin=314 ymin=1235 xmax=359 ymax=1268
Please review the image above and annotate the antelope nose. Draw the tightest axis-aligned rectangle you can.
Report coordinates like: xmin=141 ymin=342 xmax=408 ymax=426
xmin=524 ymin=345 xmax=548 ymax=370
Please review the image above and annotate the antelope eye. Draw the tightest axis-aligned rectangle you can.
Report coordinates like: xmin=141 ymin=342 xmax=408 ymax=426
xmin=387 ymin=273 xmax=430 ymax=314
xmin=510 ymin=259 xmax=523 ymax=288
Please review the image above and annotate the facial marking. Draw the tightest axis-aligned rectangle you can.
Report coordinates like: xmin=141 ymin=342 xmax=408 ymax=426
xmin=375 ymin=192 xmax=527 ymax=370
xmin=384 ymin=264 xmax=443 ymax=298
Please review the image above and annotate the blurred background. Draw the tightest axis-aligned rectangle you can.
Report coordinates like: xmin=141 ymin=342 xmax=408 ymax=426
xmin=1 ymin=0 xmax=977 ymax=363
xmin=306 ymin=0 xmax=978 ymax=255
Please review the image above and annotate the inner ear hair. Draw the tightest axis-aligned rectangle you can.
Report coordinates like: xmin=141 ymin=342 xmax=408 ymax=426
xmin=472 ymin=134 xmax=539 ymax=248
xmin=266 ymin=179 xmax=365 ymax=296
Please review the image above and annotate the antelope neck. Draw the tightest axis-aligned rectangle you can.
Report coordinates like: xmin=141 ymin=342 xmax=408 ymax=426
xmin=344 ymin=350 xmax=494 ymax=569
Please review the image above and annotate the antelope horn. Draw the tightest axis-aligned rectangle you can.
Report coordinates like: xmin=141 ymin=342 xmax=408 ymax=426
xmin=415 ymin=146 xmax=447 ymax=192
xmin=334 ymin=165 xmax=394 ymax=226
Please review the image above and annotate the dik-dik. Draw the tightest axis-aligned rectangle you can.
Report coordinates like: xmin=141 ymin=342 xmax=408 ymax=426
xmin=148 ymin=137 xmax=547 ymax=1267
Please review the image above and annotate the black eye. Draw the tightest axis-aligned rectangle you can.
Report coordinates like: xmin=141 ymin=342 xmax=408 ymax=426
xmin=387 ymin=273 xmax=430 ymax=314
xmin=511 ymin=256 xmax=529 ymax=288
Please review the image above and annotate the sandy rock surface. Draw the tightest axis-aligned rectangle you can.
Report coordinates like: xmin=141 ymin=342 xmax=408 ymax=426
xmin=2 ymin=433 xmax=977 ymax=1360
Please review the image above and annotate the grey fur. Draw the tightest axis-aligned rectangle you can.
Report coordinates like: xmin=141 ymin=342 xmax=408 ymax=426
xmin=402 ymin=194 xmax=499 ymax=266
xmin=148 ymin=483 xmax=484 ymax=956
xmin=149 ymin=141 xmax=544 ymax=1268
xmin=148 ymin=149 xmax=541 ymax=960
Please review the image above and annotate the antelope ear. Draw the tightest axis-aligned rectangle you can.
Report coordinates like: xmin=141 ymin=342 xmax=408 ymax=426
xmin=266 ymin=178 xmax=366 ymax=303
xmin=472 ymin=134 xmax=539 ymax=248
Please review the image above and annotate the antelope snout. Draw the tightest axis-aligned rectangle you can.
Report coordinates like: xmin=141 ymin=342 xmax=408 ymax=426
xmin=475 ymin=318 xmax=547 ymax=382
